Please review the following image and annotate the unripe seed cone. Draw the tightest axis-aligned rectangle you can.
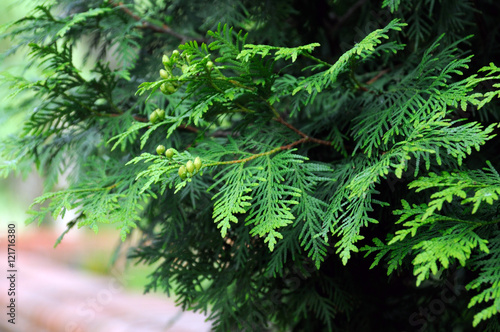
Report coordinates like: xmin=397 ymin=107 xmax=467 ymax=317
xmin=178 ymin=165 xmax=187 ymax=179
xmin=165 ymin=148 xmax=174 ymax=159
xmin=186 ymin=160 xmax=195 ymax=174
xmin=162 ymin=54 xmax=170 ymax=67
xmin=156 ymin=109 xmax=165 ymax=120
xmin=194 ymin=157 xmax=202 ymax=170
xmin=160 ymin=69 xmax=170 ymax=79
xmin=149 ymin=110 xmax=158 ymax=123
xmin=156 ymin=145 xmax=166 ymax=155
xmin=160 ymin=82 xmax=177 ymax=95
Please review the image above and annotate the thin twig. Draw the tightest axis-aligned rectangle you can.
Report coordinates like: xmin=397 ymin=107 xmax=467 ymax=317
xmin=204 ymin=137 xmax=309 ymax=167
xmin=366 ymin=68 xmax=390 ymax=85
xmin=178 ymin=124 xmax=199 ymax=133
xmin=97 ymin=112 xmax=199 ymax=132
xmin=110 ymin=1 xmax=206 ymax=44
xmin=350 ymin=69 xmax=369 ymax=92
xmin=280 ymin=137 xmax=309 ymax=150
xmin=274 ymin=117 xmax=332 ymax=146
xmin=352 ymin=68 xmax=390 ymax=92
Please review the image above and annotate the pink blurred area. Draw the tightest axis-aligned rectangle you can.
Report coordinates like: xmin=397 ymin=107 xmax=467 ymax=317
xmin=0 ymin=227 xmax=211 ymax=332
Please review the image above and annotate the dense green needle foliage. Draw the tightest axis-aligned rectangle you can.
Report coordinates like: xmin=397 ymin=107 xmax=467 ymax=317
xmin=2 ymin=0 xmax=500 ymax=330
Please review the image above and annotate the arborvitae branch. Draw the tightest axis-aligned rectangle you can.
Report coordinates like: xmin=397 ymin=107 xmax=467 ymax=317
xmin=3 ymin=1 xmax=500 ymax=330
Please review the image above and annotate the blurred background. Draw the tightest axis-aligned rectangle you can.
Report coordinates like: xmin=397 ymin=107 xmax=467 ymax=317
xmin=0 ymin=1 xmax=209 ymax=331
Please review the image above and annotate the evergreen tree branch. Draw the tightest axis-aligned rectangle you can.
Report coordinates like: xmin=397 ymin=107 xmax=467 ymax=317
xmin=4 ymin=2 xmax=500 ymax=329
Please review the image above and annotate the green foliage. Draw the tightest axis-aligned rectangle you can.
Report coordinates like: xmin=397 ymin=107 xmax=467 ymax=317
xmin=468 ymin=231 xmax=500 ymax=327
xmin=382 ymin=0 xmax=402 ymax=13
xmin=2 ymin=0 xmax=500 ymax=330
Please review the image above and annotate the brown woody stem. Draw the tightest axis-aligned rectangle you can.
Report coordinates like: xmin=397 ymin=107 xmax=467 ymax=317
xmin=274 ymin=117 xmax=332 ymax=146
xmin=110 ymin=1 xmax=205 ymax=43
xmin=203 ymin=137 xmax=309 ymax=167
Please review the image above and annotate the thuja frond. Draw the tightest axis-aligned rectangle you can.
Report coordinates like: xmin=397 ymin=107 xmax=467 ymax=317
xmin=410 ymin=223 xmax=489 ymax=286
xmin=322 ymin=156 xmax=380 ymax=264
xmin=365 ymin=162 xmax=500 ymax=285
xmin=468 ymin=231 xmax=500 ymax=327
xmin=292 ymin=19 xmax=406 ymax=98
xmin=362 ymin=236 xmax=417 ymax=275
xmin=107 ymin=121 xmax=149 ymax=152
xmin=56 ymin=7 xmax=114 ymax=38
xmin=237 ymin=42 xmax=321 ymax=63
xmin=244 ymin=152 xmax=303 ymax=251
xmin=26 ymin=158 xmax=150 ymax=240
xmin=328 ymin=111 xmax=496 ymax=264
xmin=289 ymin=162 xmax=334 ymax=269
xmin=363 ymin=207 xmax=492 ymax=284
xmin=208 ymin=23 xmax=248 ymax=59
xmin=127 ymin=151 xmax=188 ymax=194
xmin=382 ymin=0 xmax=402 ymax=13
xmin=351 ymin=35 xmax=485 ymax=158
xmin=407 ymin=161 xmax=500 ymax=218
xmin=210 ymin=162 xmax=256 ymax=238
